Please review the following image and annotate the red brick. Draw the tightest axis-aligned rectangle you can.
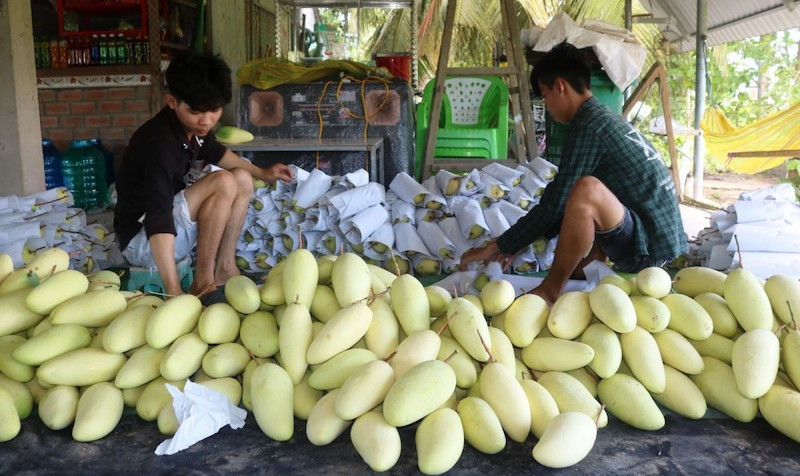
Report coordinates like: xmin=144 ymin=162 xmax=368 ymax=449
xmin=99 ymin=101 xmax=123 ymax=113
xmin=71 ymin=102 xmax=95 ymax=114
xmin=75 ymin=128 xmax=99 ymax=139
xmin=113 ymin=114 xmax=138 ymax=127
xmin=49 ymin=129 xmax=73 ymax=143
xmin=125 ymin=99 xmax=149 ymax=113
xmin=40 ymin=116 xmax=58 ymax=128
xmin=57 ymin=89 xmax=82 ymax=101
xmin=45 ymin=103 xmax=69 ymax=115
xmin=84 ymin=89 xmax=108 ymax=100
xmin=137 ymin=86 xmax=154 ymax=98
xmin=102 ymin=127 xmax=128 ymax=141
xmin=87 ymin=115 xmax=111 ymax=127
xmin=37 ymin=90 xmax=56 ymax=102
xmin=60 ymin=115 xmax=84 ymax=127
xmin=109 ymin=87 xmax=135 ymax=100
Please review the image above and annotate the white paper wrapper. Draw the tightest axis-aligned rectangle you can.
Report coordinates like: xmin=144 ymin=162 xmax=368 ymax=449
xmin=478 ymin=170 xmax=510 ymax=200
xmin=726 ymin=223 xmax=800 ymax=253
xmin=252 ymin=210 xmax=279 ymax=229
xmin=435 ymin=169 xmax=481 ymax=197
xmin=341 ymin=169 xmax=370 ymax=188
xmin=391 ymin=199 xmax=416 ymax=224
xmin=528 ymin=156 xmax=559 ymax=181
xmin=739 ymin=183 xmax=798 ymax=202
xmin=708 ymin=244 xmax=734 ymax=270
xmin=341 ymin=204 xmax=390 ymax=245
xmin=534 ymin=236 xmax=558 ymax=270
xmin=511 ymin=246 xmax=539 ymax=274
xmin=251 ymin=188 xmax=277 ymax=214
xmin=389 ymin=172 xmax=429 ymax=205
xmin=155 ymin=381 xmax=247 ymax=456
xmin=411 ymin=253 xmax=442 ymax=276
xmin=300 ymin=207 xmax=331 ymax=232
xmin=734 ymin=200 xmax=800 ymax=223
xmin=521 ymin=171 xmax=549 ymax=197
xmin=329 ymin=182 xmax=386 ymax=219
xmin=63 ymin=209 xmax=87 ymax=231
xmin=491 ymin=200 xmax=528 ymax=225
xmin=438 ymin=217 xmax=474 ymax=259
xmin=364 ymin=221 xmax=395 ymax=260
xmin=317 ymin=230 xmax=344 ymax=255
xmin=414 ymin=208 xmax=444 ymax=224
xmin=0 ymin=222 xmax=42 ymax=244
xmin=421 ymin=176 xmax=448 ymax=211
xmin=507 ymin=187 xmax=536 ymax=211
xmin=393 ymin=222 xmax=431 ymax=257
xmin=238 ymin=224 xmax=265 ymax=252
xmin=0 ymin=240 xmax=24 ymax=268
xmin=729 ymin=252 xmax=800 ymax=279
xmin=482 ymin=162 xmax=524 ymax=189
xmin=0 ymin=211 xmax=30 ymax=225
xmin=293 ymin=168 xmax=333 ymax=209
xmin=417 ymin=221 xmax=456 ymax=260
xmin=34 ymin=187 xmax=75 ymax=209
xmin=449 ymin=196 xmax=489 ymax=241
xmin=482 ymin=207 xmax=511 ymax=239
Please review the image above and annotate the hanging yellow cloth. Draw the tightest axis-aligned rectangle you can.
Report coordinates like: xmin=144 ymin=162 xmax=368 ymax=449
xmin=236 ymin=57 xmax=390 ymax=90
xmin=701 ymin=102 xmax=800 ymax=174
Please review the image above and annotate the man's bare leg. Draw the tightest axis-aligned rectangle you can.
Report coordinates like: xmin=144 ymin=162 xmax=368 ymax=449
xmin=184 ymin=170 xmax=237 ymax=294
xmin=213 ymin=167 xmax=253 ymax=285
xmin=529 ymin=176 xmax=625 ymax=305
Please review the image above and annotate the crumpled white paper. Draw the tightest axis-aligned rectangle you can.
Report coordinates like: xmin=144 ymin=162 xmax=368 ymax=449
xmin=154 ymin=381 xmax=247 ymax=456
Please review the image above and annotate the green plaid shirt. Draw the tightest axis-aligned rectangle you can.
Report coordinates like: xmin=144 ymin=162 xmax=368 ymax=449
xmin=497 ymin=97 xmax=687 ymax=261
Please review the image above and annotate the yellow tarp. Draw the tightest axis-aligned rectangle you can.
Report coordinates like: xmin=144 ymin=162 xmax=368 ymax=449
xmin=236 ymin=57 xmax=389 ymax=90
xmin=701 ymin=102 xmax=800 ymax=174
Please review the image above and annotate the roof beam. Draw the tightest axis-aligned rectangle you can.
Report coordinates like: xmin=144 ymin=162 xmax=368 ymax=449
xmin=669 ymin=3 xmax=790 ymax=48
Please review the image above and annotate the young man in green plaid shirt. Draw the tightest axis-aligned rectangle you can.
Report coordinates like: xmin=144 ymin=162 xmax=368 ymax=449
xmin=460 ymin=42 xmax=687 ymax=305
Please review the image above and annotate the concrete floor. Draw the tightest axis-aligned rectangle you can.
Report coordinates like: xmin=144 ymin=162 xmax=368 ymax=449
xmin=1 ymin=411 xmax=799 ymax=474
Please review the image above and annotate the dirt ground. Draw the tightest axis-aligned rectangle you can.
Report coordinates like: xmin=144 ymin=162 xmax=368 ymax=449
xmin=694 ymin=170 xmax=786 ymax=207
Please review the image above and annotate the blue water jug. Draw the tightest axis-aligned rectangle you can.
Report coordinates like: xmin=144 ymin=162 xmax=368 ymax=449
xmin=88 ymin=137 xmax=115 ymax=186
xmin=62 ymin=139 xmax=108 ymax=210
xmin=41 ymin=138 xmax=63 ymax=189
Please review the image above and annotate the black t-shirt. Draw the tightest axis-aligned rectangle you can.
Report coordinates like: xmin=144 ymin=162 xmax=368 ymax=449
xmin=114 ymin=107 xmax=227 ymax=249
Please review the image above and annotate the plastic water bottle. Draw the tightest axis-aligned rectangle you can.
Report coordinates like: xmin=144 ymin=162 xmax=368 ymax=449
xmin=41 ymin=139 xmax=64 ymax=189
xmin=62 ymin=139 xmax=108 ymax=210
xmin=88 ymin=137 xmax=115 ymax=186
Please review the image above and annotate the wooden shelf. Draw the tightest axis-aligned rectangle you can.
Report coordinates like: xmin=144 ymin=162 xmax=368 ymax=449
xmin=36 ymin=64 xmax=153 ymax=78
xmin=161 ymin=41 xmax=189 ymax=51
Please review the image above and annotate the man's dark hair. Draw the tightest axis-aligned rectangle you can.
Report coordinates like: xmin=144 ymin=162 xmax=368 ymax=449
xmin=530 ymin=42 xmax=591 ymax=97
xmin=165 ymin=52 xmax=232 ymax=111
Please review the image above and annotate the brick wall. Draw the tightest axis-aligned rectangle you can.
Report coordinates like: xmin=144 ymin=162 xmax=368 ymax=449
xmin=38 ymin=86 xmax=156 ymax=176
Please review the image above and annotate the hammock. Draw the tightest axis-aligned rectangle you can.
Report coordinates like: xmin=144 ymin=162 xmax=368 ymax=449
xmin=701 ymin=101 xmax=800 ymax=174
xmin=236 ymin=57 xmax=390 ymax=90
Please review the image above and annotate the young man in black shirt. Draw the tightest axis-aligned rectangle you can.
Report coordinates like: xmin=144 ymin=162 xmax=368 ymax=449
xmin=114 ymin=52 xmax=292 ymax=296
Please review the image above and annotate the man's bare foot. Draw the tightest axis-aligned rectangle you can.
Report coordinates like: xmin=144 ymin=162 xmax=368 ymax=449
xmin=189 ymin=280 xmax=216 ymax=297
xmin=214 ymin=267 xmax=241 ymax=287
xmin=527 ymin=283 xmax=561 ymax=307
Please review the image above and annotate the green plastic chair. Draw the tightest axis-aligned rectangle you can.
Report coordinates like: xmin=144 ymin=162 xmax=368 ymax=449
xmin=416 ymin=76 xmax=510 ymax=178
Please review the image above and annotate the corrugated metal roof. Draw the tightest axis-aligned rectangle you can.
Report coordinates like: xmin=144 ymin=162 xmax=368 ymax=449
xmin=641 ymin=0 xmax=800 ymax=53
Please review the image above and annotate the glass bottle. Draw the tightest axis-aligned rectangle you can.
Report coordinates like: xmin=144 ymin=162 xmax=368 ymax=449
xmin=90 ymin=34 xmax=100 ymax=65
xmin=50 ymin=39 xmax=60 ymax=68
xmin=99 ymin=34 xmax=109 ymax=65
xmin=117 ymin=34 xmax=128 ymax=65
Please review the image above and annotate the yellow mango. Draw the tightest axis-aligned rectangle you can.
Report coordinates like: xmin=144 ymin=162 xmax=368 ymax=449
xmin=202 ymin=342 xmax=250 ymax=378
xmin=335 ymin=359 xmax=394 ymax=420
xmin=25 ymin=269 xmax=88 ymax=315
xmin=537 ymin=371 xmax=608 ymax=428
xmin=242 ymin=358 xmax=270 ymax=411
xmin=310 ymin=285 xmax=341 ymax=323
xmin=764 ymin=275 xmax=800 ymax=325
xmin=277 ymin=303 xmax=313 ymax=384
xmin=532 ymin=411 xmax=597 ymax=469
xmin=672 ymin=266 xmax=726 ymax=296
xmin=157 ymin=401 xmax=179 ymax=436
xmin=426 ymin=285 xmax=452 ymax=318
xmin=588 ymin=283 xmax=636 ymax=333
xmin=548 ymin=291 xmax=592 ymax=340
xmin=579 ymin=323 xmax=622 ymax=379
xmin=446 ymin=297 xmax=491 ymax=362
xmin=0 ymin=253 xmax=13 ymax=285
xmin=651 ymin=365 xmax=707 ymax=419
xmin=0 ymin=335 xmax=34 ymax=382
xmin=689 ymin=333 xmax=735 ymax=365
xmin=88 ymin=270 xmax=121 ymax=292
xmin=307 ymin=302 xmax=373 ymax=365
xmin=480 ymin=362 xmax=531 ymax=443
xmin=636 ymin=267 xmax=672 ymax=298
xmin=437 ymin=335 xmax=478 ymax=389
xmin=653 ymin=328 xmax=704 ymax=375
xmin=199 ymin=377 xmax=242 ymax=406
xmin=456 ymin=396 xmax=505 ymax=454
xmin=599 ymin=274 xmax=631 ymax=294
xmin=37 ymin=348 xmax=126 ymax=387
xmin=416 ymin=407 xmax=464 ymax=475
xmin=121 ymin=385 xmax=145 ymax=408
xmin=620 ymin=326 xmax=665 ymax=393
xmin=224 ymin=275 xmax=261 ymax=314
xmin=389 ymin=329 xmax=440 ymax=379
xmin=114 ymin=345 xmax=167 ymax=389
xmin=520 ymin=378 xmax=560 ymax=439
xmin=661 ymin=293 xmax=713 ymax=340
xmin=694 ymin=293 xmax=739 ymax=338
xmin=723 ymin=268 xmax=773 ymax=331
xmin=522 ymin=337 xmax=595 ymax=373
xmin=383 ymin=359 xmax=456 ymax=427
xmin=293 ymin=372 xmax=323 ymax=420
xmin=598 ymin=373 xmax=664 ymax=430
xmin=487 ymin=327 xmax=516 ymax=376
xmin=0 ymin=268 xmax=37 ymax=296
xmin=367 ymin=263 xmax=397 ymax=288
xmin=126 ymin=294 xmax=164 ymax=309
xmin=38 ymin=385 xmax=79 ymax=430
xmin=198 ymin=303 xmax=240 ymax=344
xmin=630 ymin=295 xmax=671 ymax=333
xmin=0 ymin=373 xmax=32 ymax=419
xmin=365 ymin=298 xmax=401 ymax=359
xmin=306 ymin=389 xmax=351 ymax=446
xmin=26 ymin=247 xmax=70 ymax=280
xmin=282 ymin=248 xmax=318 ymax=308
xmin=480 ymin=279 xmax=515 ymax=317
xmin=503 ymin=294 xmax=549 ymax=347
xmin=758 ymin=384 xmax=800 ymax=443
xmin=145 ymin=294 xmax=202 ymax=349
xmin=239 ymin=310 xmax=278 ymax=358
xmin=731 ymin=329 xmax=780 ymax=399
xmin=566 ymin=368 xmax=599 ymax=397
xmin=316 ymin=255 xmax=336 ymax=285
xmin=50 ymin=289 xmax=127 ymax=328
xmin=390 ymin=274 xmax=430 ymax=336
xmin=251 ymin=362 xmax=294 ymax=441
xmin=159 ymin=332 xmax=208 ymax=381
xmin=351 ymin=411 xmax=401 ymax=471
xmin=331 ymin=253 xmax=371 ymax=307
xmin=259 ymin=263 xmax=286 ymax=307
xmin=782 ymin=328 xmax=800 ymax=389
xmin=0 ymin=288 xmax=46 ymax=337
xmin=72 ymin=382 xmax=124 ymax=442
xmin=102 ymin=305 xmax=155 ymax=354
xmin=309 ymin=348 xmax=377 ymax=390
xmin=690 ymin=356 xmax=757 ymax=422
xmin=0 ymin=387 xmax=21 ymax=442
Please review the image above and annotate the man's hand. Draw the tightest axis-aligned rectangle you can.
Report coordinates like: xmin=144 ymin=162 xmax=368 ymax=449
xmin=260 ymin=162 xmax=293 ymax=183
xmin=460 ymin=239 xmax=520 ymax=272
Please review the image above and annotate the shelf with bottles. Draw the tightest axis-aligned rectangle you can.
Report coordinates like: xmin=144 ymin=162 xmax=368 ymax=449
xmin=34 ymin=33 xmax=152 ymax=71
xmin=57 ymin=0 xmax=148 ymax=42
